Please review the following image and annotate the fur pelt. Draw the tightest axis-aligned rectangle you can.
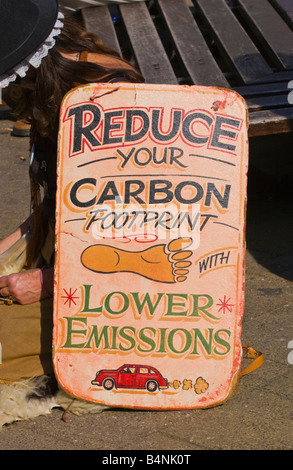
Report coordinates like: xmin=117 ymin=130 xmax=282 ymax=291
xmin=0 ymin=375 xmax=108 ymax=428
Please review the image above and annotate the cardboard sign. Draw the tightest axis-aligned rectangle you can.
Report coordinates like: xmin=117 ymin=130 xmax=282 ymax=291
xmin=54 ymin=83 xmax=248 ymax=410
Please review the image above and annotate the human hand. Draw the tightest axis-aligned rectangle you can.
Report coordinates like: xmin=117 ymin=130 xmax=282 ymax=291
xmin=0 ymin=267 xmax=53 ymax=305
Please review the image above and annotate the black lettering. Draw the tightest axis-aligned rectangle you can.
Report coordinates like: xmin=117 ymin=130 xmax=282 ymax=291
xmin=152 ymin=147 xmax=167 ymax=165
xmin=152 ymin=109 xmax=182 ymax=141
xmin=67 ymin=104 xmax=101 ymax=153
xmin=70 ymin=178 xmax=97 ymax=208
xmin=169 ymin=147 xmax=187 ymax=168
xmin=124 ymin=180 xmax=145 ymax=204
xmin=205 ymin=183 xmax=231 ymax=209
xmin=182 ymin=112 xmax=213 ymax=145
xmin=116 ymin=148 xmax=135 ymax=168
xmin=125 ymin=109 xmax=149 ymax=142
xmin=96 ymin=181 xmax=121 ymax=204
xmin=211 ymin=116 xmax=241 ymax=152
xmin=175 ymin=181 xmax=204 ymax=204
xmin=149 ymin=180 xmax=173 ymax=204
xmin=134 ymin=148 xmax=152 ymax=166
xmin=103 ymin=110 xmax=123 ymax=145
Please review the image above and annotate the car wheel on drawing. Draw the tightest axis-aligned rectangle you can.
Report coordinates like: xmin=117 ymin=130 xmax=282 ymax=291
xmin=145 ymin=380 xmax=158 ymax=392
xmin=102 ymin=377 xmax=115 ymax=390
xmin=91 ymin=364 xmax=168 ymax=392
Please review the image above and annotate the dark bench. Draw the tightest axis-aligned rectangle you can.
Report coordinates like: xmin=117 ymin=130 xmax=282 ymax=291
xmin=80 ymin=0 xmax=293 ymax=138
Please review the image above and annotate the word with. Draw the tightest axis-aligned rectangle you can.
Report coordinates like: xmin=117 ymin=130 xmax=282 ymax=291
xmin=198 ymin=250 xmax=231 ymax=274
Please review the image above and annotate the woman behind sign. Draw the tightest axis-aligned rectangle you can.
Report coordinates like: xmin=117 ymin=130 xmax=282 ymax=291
xmin=0 ymin=0 xmax=143 ymax=385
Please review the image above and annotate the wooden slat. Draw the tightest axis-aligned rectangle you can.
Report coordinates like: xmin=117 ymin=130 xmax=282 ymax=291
xmin=192 ymin=0 xmax=272 ymax=84
xmin=81 ymin=6 xmax=121 ymax=55
xmin=270 ymin=0 xmax=293 ymax=29
xmin=234 ymin=80 xmax=291 ymax=97
xmin=157 ymin=0 xmax=228 ymax=87
xmin=246 ymin=70 xmax=293 ymax=84
xmin=236 ymin=0 xmax=293 ymax=70
xmin=248 ymin=107 xmax=293 ymax=136
xmin=62 ymin=0 xmax=148 ymax=10
xmin=119 ymin=2 xmax=177 ymax=84
xmin=80 ymin=3 xmax=293 ymax=137
xmin=246 ymin=93 xmax=290 ymax=111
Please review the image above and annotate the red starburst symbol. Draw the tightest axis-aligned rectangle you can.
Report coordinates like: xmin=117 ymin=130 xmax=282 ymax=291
xmin=61 ymin=288 xmax=79 ymax=308
xmin=217 ymin=295 xmax=234 ymax=314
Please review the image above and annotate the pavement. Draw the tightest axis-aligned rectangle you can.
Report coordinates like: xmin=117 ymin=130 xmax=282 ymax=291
xmin=0 ymin=115 xmax=292 ymax=451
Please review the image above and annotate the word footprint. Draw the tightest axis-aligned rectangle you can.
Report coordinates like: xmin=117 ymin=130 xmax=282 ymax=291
xmin=81 ymin=237 xmax=193 ymax=283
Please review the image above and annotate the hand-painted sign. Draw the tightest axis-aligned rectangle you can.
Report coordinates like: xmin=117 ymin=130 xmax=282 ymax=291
xmin=54 ymin=83 xmax=248 ymax=409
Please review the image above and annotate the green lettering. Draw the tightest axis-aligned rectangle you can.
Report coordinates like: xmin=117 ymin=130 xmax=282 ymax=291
xmin=110 ymin=325 xmax=119 ymax=350
xmin=137 ymin=327 xmax=156 ymax=352
xmin=104 ymin=291 xmax=129 ymax=315
xmin=191 ymin=328 xmax=213 ymax=355
xmin=119 ymin=326 xmax=136 ymax=351
xmin=191 ymin=295 xmax=219 ymax=320
xmin=131 ymin=292 xmax=164 ymax=315
xmin=157 ymin=328 xmax=168 ymax=353
xmin=84 ymin=325 xmax=110 ymax=349
xmin=62 ymin=317 xmax=87 ymax=348
xmin=167 ymin=328 xmax=192 ymax=354
xmin=131 ymin=292 xmax=164 ymax=316
xmin=81 ymin=284 xmax=102 ymax=313
xmin=214 ymin=329 xmax=231 ymax=355
xmin=165 ymin=293 xmax=188 ymax=316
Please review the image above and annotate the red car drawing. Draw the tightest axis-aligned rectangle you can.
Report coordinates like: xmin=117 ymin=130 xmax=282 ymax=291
xmin=91 ymin=364 xmax=169 ymax=392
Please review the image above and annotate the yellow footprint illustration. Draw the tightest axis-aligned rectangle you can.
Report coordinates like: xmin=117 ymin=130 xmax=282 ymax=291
xmin=81 ymin=237 xmax=193 ymax=283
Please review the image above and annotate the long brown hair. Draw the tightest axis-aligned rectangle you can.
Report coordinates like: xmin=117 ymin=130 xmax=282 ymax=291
xmin=23 ymin=15 xmax=143 ymax=266
xmin=16 ymin=15 xmax=143 ymax=141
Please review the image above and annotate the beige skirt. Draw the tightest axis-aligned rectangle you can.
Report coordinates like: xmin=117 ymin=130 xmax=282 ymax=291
xmin=0 ymin=298 xmax=54 ymax=384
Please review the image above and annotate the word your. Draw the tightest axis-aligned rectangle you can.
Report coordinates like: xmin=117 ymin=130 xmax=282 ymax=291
xmin=116 ymin=146 xmax=187 ymax=169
